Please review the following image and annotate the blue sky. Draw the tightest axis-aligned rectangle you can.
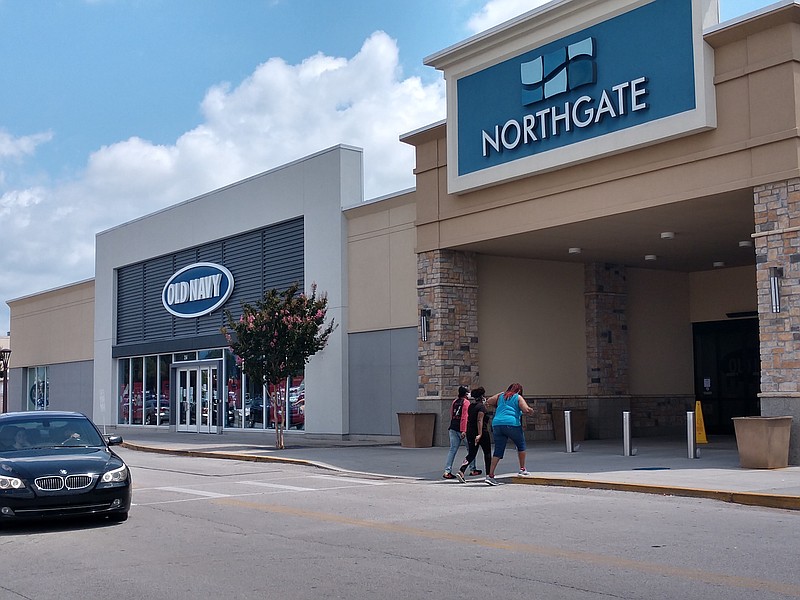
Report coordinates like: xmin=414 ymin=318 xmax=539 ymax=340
xmin=0 ymin=0 xmax=781 ymax=332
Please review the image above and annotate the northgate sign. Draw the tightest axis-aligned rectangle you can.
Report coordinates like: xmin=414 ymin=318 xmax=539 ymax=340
xmin=436 ymin=0 xmax=716 ymax=194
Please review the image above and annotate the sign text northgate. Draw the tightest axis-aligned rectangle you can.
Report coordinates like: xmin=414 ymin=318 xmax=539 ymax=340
xmin=482 ymin=75 xmax=648 ymax=157
xmin=162 ymin=262 xmax=234 ymax=319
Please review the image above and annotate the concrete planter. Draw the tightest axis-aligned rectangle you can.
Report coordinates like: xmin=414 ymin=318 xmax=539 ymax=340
xmin=732 ymin=416 xmax=793 ymax=469
xmin=397 ymin=412 xmax=436 ymax=448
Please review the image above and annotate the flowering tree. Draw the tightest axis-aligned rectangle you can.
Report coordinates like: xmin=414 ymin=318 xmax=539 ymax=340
xmin=221 ymin=282 xmax=335 ymax=448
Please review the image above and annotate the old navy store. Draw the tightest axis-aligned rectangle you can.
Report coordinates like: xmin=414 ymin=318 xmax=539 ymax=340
xmin=91 ymin=147 xmax=354 ymax=439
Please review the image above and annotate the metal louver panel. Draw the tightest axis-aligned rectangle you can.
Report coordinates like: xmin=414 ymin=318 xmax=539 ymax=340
xmin=116 ymin=217 xmax=304 ymax=347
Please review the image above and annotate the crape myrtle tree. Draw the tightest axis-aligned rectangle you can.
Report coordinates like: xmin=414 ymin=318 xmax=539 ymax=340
xmin=221 ymin=282 xmax=336 ymax=449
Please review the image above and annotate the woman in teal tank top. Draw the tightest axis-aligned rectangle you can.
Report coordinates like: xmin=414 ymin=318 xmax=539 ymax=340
xmin=485 ymin=382 xmax=534 ymax=485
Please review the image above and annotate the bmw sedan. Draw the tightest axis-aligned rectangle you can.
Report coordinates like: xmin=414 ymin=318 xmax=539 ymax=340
xmin=0 ymin=411 xmax=131 ymax=525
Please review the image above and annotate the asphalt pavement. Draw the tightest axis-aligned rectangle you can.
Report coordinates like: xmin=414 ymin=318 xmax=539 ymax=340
xmin=115 ymin=427 xmax=800 ymax=511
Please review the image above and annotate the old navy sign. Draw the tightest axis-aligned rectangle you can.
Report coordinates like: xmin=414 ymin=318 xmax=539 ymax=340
xmin=445 ymin=0 xmax=715 ymax=193
xmin=162 ymin=262 xmax=234 ymax=318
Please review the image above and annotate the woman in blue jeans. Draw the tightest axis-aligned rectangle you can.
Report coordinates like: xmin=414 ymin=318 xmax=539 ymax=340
xmin=443 ymin=386 xmax=476 ymax=478
xmin=485 ymin=382 xmax=534 ymax=485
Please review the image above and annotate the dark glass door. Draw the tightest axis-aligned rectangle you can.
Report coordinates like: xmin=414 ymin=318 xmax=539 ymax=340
xmin=693 ymin=319 xmax=760 ymax=434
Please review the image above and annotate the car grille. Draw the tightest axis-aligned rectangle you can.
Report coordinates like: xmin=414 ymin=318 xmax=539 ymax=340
xmin=35 ymin=474 xmax=95 ymax=491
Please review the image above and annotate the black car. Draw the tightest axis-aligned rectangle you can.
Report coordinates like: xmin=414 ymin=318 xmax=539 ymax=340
xmin=0 ymin=411 xmax=131 ymax=525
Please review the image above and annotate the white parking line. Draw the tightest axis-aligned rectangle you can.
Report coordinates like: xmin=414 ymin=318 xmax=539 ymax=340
xmin=237 ymin=480 xmax=317 ymax=492
xmin=156 ymin=487 xmax=231 ymax=498
xmin=309 ymin=475 xmax=391 ymax=486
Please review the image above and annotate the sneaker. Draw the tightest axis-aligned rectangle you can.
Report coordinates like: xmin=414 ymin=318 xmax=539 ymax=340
xmin=455 ymin=470 xmax=466 ymax=483
xmin=485 ymin=476 xmax=499 ymax=486
xmin=518 ymin=468 xmax=530 ymax=476
xmin=469 ymin=469 xmax=482 ymax=476
xmin=443 ymin=472 xmax=455 ymax=480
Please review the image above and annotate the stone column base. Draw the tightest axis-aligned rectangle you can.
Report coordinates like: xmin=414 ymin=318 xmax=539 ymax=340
xmin=587 ymin=396 xmax=632 ymax=439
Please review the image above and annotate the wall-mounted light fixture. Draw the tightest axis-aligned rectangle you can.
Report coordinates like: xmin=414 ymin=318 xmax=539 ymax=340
xmin=770 ymin=267 xmax=784 ymax=313
xmin=568 ymin=247 xmax=581 ymax=255
xmin=420 ymin=308 xmax=431 ymax=341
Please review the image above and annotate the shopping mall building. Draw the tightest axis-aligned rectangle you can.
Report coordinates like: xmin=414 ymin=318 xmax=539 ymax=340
xmin=6 ymin=0 xmax=800 ymax=464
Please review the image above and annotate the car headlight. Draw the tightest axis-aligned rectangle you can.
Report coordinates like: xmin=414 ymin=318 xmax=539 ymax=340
xmin=101 ymin=465 xmax=128 ymax=484
xmin=0 ymin=475 xmax=24 ymax=490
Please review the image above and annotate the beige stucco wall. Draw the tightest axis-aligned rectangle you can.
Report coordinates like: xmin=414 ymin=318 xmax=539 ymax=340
xmin=477 ymin=255 xmax=586 ymax=397
xmin=346 ymin=190 xmax=418 ymax=333
xmin=8 ymin=279 xmax=94 ymax=366
xmin=628 ymin=269 xmax=694 ymax=395
xmin=689 ymin=265 xmax=757 ymax=323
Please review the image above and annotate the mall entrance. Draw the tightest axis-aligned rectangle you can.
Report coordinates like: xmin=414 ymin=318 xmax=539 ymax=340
xmin=693 ymin=318 xmax=760 ymax=435
xmin=175 ymin=362 xmax=221 ymax=433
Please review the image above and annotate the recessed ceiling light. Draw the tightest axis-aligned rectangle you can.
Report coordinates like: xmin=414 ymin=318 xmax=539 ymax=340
xmin=739 ymin=240 xmax=753 ymax=248
xmin=568 ymin=247 xmax=581 ymax=254
xmin=660 ymin=232 xmax=675 ymax=240
xmin=644 ymin=254 xmax=657 ymax=261
xmin=713 ymin=261 xmax=725 ymax=268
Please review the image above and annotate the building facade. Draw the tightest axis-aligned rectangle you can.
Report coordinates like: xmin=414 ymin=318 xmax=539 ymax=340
xmin=402 ymin=0 xmax=800 ymax=462
xmin=6 ymin=0 xmax=800 ymax=464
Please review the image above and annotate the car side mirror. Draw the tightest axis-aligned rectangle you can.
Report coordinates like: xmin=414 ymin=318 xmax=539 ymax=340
xmin=105 ymin=435 xmax=123 ymax=446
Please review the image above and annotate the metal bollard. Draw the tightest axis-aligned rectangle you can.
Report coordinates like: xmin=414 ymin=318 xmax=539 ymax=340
xmin=623 ymin=411 xmax=632 ymax=456
xmin=565 ymin=410 xmax=573 ymax=453
xmin=687 ymin=411 xmax=698 ymax=459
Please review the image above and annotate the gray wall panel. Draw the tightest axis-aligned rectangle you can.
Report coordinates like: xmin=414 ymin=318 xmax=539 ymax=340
xmin=348 ymin=327 xmax=417 ymax=435
xmin=40 ymin=361 xmax=94 ymax=415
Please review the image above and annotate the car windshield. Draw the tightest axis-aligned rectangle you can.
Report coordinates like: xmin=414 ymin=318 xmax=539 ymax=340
xmin=0 ymin=417 xmax=104 ymax=452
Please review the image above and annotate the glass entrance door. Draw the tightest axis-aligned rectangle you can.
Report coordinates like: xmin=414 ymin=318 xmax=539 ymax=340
xmin=176 ymin=365 xmax=219 ymax=433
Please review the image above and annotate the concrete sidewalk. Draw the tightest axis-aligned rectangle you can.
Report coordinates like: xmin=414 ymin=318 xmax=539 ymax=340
xmin=115 ymin=428 xmax=800 ymax=511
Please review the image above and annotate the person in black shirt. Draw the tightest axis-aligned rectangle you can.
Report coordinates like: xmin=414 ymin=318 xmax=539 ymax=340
xmin=456 ymin=387 xmax=492 ymax=483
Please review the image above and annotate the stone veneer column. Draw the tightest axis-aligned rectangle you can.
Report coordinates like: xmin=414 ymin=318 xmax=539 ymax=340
xmin=417 ymin=250 xmax=479 ymax=444
xmin=584 ymin=262 xmax=630 ymax=438
xmin=754 ymin=179 xmax=800 ymax=465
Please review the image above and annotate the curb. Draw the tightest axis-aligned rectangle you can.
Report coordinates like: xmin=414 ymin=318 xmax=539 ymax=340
xmin=121 ymin=442 xmax=419 ymax=481
xmin=513 ymin=476 xmax=800 ymax=511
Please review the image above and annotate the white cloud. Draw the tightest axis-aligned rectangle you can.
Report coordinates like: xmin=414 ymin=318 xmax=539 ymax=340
xmin=0 ymin=31 xmax=445 ymax=328
xmin=467 ymin=0 xmax=552 ymax=33
xmin=0 ymin=128 xmax=53 ymax=160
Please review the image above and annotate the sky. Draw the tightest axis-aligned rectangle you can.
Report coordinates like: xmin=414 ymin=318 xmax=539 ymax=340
xmin=0 ymin=0 xmax=779 ymax=333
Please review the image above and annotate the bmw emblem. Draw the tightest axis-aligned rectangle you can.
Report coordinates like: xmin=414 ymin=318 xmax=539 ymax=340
xmin=59 ymin=469 xmax=68 ymax=475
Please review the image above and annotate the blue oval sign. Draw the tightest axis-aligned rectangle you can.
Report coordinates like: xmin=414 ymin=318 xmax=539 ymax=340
xmin=162 ymin=262 xmax=234 ymax=318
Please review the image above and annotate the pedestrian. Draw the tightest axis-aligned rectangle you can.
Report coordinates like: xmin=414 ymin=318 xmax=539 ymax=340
xmin=455 ymin=386 xmax=492 ymax=483
xmin=484 ymin=382 xmax=534 ymax=485
xmin=442 ymin=386 xmax=476 ymax=479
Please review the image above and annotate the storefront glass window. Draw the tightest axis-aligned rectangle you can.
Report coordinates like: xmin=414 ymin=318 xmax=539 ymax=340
xmin=144 ymin=355 xmax=158 ymax=425
xmin=114 ymin=348 xmax=302 ymax=431
xmin=27 ymin=367 xmax=49 ymax=411
xmin=118 ymin=359 xmax=131 ymax=424
xmin=159 ymin=354 xmax=172 ymax=425
xmin=131 ymin=357 xmax=144 ymax=425
xmin=224 ymin=350 xmax=243 ymax=428
xmin=243 ymin=372 xmax=267 ymax=429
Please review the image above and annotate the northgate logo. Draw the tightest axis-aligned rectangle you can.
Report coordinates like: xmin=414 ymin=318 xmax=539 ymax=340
xmin=481 ymin=37 xmax=649 ymax=157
